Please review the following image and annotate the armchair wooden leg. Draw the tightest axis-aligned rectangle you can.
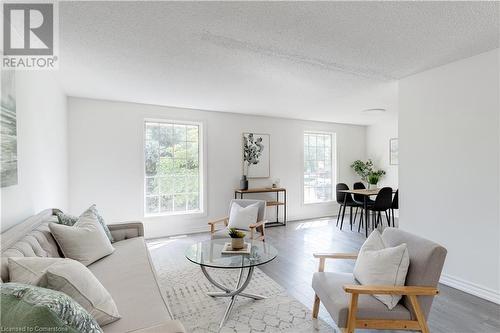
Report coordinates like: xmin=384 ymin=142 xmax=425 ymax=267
xmin=312 ymin=294 xmax=321 ymax=318
xmin=260 ymin=225 xmax=265 ymax=241
xmin=249 ymin=228 xmax=255 ymax=240
xmin=345 ymin=293 xmax=359 ymax=333
xmin=409 ymin=295 xmax=430 ymax=333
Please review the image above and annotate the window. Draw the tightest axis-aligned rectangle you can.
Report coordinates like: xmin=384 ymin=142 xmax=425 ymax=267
xmin=303 ymin=132 xmax=335 ymax=204
xmin=144 ymin=120 xmax=202 ymax=216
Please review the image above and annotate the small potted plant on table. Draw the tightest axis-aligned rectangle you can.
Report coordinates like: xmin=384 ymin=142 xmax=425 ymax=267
xmin=228 ymin=228 xmax=246 ymax=250
xmin=367 ymin=171 xmax=385 ymax=189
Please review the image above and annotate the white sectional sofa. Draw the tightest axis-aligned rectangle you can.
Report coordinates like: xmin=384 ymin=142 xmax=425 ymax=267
xmin=1 ymin=209 xmax=185 ymax=333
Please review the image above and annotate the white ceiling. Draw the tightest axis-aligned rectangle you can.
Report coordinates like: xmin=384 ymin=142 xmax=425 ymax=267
xmin=58 ymin=1 xmax=499 ymax=125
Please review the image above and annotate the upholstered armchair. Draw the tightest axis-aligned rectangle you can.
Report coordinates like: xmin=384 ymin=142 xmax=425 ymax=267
xmin=312 ymin=228 xmax=447 ymax=333
xmin=208 ymin=199 xmax=267 ymax=240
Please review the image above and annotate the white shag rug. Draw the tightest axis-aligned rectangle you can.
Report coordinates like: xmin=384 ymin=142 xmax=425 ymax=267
xmin=156 ymin=262 xmax=335 ymax=333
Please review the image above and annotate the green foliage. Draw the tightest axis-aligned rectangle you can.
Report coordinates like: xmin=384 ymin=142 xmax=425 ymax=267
xmin=228 ymin=228 xmax=246 ymax=238
xmin=144 ymin=123 xmax=200 ymax=214
xmin=350 ymin=159 xmax=372 ymax=181
xmin=350 ymin=159 xmax=386 ymax=184
xmin=367 ymin=173 xmax=381 ymax=185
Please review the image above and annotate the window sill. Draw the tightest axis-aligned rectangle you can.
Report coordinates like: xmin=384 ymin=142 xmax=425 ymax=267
xmin=144 ymin=209 xmax=204 ymax=218
xmin=303 ymin=200 xmax=336 ymax=206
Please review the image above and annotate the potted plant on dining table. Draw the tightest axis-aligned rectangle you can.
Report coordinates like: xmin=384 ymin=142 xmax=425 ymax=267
xmin=351 ymin=159 xmax=386 ymax=189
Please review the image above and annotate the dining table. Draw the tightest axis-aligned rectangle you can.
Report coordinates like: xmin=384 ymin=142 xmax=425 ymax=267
xmin=338 ymin=188 xmax=396 ymax=237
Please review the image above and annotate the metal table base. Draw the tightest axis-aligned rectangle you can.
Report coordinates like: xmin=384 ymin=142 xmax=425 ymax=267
xmin=201 ymin=265 xmax=265 ymax=329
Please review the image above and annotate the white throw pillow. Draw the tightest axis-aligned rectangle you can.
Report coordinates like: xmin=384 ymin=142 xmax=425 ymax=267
xmin=353 ymin=230 xmax=410 ymax=309
xmin=8 ymin=257 xmax=121 ymax=326
xmin=49 ymin=209 xmax=114 ymax=266
xmin=227 ymin=203 xmax=259 ymax=231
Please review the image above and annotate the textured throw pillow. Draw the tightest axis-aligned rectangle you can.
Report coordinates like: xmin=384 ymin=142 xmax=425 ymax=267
xmin=1 ymin=282 xmax=102 ymax=333
xmin=353 ymin=230 xmax=410 ymax=309
xmin=49 ymin=209 xmax=114 ymax=266
xmin=227 ymin=203 xmax=259 ymax=231
xmin=55 ymin=211 xmax=79 ymax=226
xmin=8 ymin=257 xmax=120 ymax=326
xmin=56 ymin=205 xmax=114 ymax=242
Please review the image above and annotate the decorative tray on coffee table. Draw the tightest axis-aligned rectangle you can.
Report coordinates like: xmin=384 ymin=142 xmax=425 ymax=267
xmin=221 ymin=242 xmax=251 ymax=255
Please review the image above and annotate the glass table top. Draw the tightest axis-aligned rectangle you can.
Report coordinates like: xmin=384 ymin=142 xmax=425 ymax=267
xmin=185 ymin=238 xmax=278 ymax=269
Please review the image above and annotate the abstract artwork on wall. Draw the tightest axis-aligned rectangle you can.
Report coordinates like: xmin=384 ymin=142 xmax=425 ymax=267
xmin=1 ymin=70 xmax=18 ymax=187
xmin=390 ymin=138 xmax=399 ymax=165
xmin=242 ymin=132 xmax=270 ymax=178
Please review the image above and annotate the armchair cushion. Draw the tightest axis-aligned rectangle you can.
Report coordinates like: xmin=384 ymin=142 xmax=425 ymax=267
xmin=353 ymin=230 xmax=409 ymax=309
xmin=228 ymin=199 xmax=266 ymax=223
xmin=312 ymin=271 xmax=411 ymax=328
xmin=381 ymin=228 xmax=447 ymax=319
xmin=227 ymin=202 xmax=259 ymax=230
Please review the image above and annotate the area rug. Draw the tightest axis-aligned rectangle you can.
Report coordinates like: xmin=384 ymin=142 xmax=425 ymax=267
xmin=156 ymin=261 xmax=335 ymax=332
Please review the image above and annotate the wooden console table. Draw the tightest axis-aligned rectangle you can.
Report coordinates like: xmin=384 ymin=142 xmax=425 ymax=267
xmin=234 ymin=187 xmax=287 ymax=227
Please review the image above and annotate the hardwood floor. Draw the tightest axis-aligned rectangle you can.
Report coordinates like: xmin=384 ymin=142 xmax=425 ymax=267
xmin=148 ymin=216 xmax=500 ymax=333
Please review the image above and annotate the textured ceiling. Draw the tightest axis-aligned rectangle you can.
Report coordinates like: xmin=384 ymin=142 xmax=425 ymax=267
xmin=58 ymin=1 xmax=499 ymax=125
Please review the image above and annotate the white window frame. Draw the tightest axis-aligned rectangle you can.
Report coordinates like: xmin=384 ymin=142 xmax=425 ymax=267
xmin=302 ymin=131 xmax=337 ymax=205
xmin=143 ymin=118 xmax=206 ymax=217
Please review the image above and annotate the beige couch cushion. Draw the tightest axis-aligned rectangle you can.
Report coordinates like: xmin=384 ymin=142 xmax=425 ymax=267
xmin=1 ymin=216 xmax=62 ymax=282
xmin=8 ymin=257 xmax=121 ymax=326
xmin=49 ymin=210 xmax=114 ymax=266
xmin=312 ymin=271 xmax=411 ymax=328
xmin=88 ymin=237 xmax=172 ymax=332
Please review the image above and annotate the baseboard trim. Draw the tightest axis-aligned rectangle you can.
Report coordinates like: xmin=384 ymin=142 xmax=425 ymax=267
xmin=440 ymin=274 xmax=500 ymax=304
xmin=145 ymin=216 xmax=338 ymax=240
xmin=145 ymin=225 xmax=209 ymax=240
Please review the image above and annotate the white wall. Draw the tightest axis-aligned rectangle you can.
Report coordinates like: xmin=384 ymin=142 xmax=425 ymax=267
xmin=67 ymin=97 xmax=366 ymax=238
xmin=1 ymin=71 xmax=68 ymax=231
xmin=399 ymin=49 xmax=500 ymax=303
xmin=366 ymin=113 xmax=398 ymax=189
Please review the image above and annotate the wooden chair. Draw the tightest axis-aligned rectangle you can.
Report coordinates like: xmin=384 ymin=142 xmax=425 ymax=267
xmin=311 ymin=228 xmax=447 ymax=333
xmin=208 ymin=199 xmax=267 ymax=240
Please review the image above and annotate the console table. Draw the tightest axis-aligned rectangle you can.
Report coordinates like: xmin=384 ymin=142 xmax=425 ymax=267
xmin=234 ymin=187 xmax=287 ymax=227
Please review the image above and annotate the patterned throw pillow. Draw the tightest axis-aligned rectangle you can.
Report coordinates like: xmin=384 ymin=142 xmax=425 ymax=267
xmin=55 ymin=211 xmax=78 ymax=226
xmin=56 ymin=205 xmax=114 ymax=242
xmin=88 ymin=205 xmax=114 ymax=242
xmin=0 ymin=283 xmax=102 ymax=333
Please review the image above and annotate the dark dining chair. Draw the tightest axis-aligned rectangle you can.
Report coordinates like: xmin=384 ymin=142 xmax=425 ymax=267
xmin=366 ymin=187 xmax=393 ymax=229
xmin=352 ymin=182 xmax=374 ymax=232
xmin=353 ymin=182 xmax=375 ymax=205
xmin=336 ymin=183 xmax=360 ymax=230
xmin=390 ymin=189 xmax=399 ymax=227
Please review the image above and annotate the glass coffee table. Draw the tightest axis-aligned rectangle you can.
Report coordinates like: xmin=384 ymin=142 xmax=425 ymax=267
xmin=185 ymin=238 xmax=278 ymax=328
